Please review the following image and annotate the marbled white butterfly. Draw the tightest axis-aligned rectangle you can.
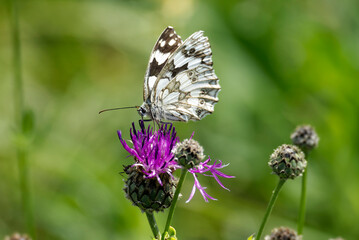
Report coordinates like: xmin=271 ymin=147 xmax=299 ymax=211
xmin=101 ymin=26 xmax=220 ymax=123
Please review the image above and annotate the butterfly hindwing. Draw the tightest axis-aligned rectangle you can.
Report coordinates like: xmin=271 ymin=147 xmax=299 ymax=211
xmin=143 ymin=27 xmax=183 ymax=101
xmin=151 ymin=30 xmax=220 ymax=121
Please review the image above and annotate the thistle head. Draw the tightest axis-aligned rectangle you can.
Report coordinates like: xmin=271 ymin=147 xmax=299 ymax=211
xmin=269 ymin=144 xmax=307 ymax=180
xmin=291 ymin=125 xmax=319 ymax=152
xmin=118 ymin=121 xmax=180 ymax=212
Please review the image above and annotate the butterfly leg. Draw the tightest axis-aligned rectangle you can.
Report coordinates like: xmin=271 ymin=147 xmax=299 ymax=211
xmin=159 ymin=121 xmax=173 ymax=131
xmin=138 ymin=119 xmax=154 ymax=131
xmin=154 ymin=119 xmax=160 ymax=130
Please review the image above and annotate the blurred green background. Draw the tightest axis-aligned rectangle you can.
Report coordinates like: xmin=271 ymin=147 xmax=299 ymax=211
xmin=1 ymin=0 xmax=359 ymax=239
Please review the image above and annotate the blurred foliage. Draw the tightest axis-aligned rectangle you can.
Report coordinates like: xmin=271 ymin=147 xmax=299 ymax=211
xmin=1 ymin=0 xmax=359 ymax=239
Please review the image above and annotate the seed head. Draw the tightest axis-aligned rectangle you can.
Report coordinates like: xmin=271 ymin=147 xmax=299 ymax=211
xmin=264 ymin=227 xmax=301 ymax=240
xmin=291 ymin=125 xmax=319 ymax=151
xmin=4 ymin=233 xmax=31 ymax=240
xmin=173 ymin=138 xmax=204 ymax=169
xmin=269 ymin=144 xmax=307 ymax=180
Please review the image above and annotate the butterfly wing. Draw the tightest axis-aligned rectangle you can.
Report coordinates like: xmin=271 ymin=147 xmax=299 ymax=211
xmin=143 ymin=27 xmax=183 ymax=101
xmin=151 ymin=30 xmax=220 ymax=121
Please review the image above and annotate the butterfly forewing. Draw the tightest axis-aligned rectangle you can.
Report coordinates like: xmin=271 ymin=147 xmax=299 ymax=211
xmin=143 ymin=27 xmax=183 ymax=101
xmin=150 ymin=30 xmax=220 ymax=122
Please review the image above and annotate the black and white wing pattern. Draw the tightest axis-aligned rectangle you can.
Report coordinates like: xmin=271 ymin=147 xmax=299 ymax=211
xmin=143 ymin=27 xmax=183 ymax=101
xmin=149 ymin=29 xmax=220 ymax=122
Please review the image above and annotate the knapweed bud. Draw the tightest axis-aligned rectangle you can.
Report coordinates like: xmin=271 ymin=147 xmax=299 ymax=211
xmin=124 ymin=166 xmax=178 ymax=212
xmin=269 ymin=144 xmax=307 ymax=180
xmin=163 ymin=226 xmax=177 ymax=240
xmin=4 ymin=233 xmax=31 ymax=240
xmin=291 ymin=125 xmax=319 ymax=151
xmin=173 ymin=138 xmax=204 ymax=169
xmin=264 ymin=227 xmax=301 ymax=240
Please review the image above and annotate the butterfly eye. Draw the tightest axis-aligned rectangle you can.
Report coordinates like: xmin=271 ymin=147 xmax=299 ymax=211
xmin=138 ymin=107 xmax=146 ymax=116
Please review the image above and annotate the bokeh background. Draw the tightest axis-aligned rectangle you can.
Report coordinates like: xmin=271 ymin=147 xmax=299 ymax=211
xmin=1 ymin=0 xmax=359 ymax=239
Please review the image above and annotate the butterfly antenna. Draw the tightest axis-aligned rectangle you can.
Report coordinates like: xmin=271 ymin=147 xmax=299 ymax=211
xmin=99 ymin=106 xmax=139 ymax=114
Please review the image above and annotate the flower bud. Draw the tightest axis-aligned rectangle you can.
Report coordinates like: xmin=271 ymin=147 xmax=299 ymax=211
xmin=163 ymin=226 xmax=177 ymax=240
xmin=269 ymin=144 xmax=307 ymax=180
xmin=291 ymin=125 xmax=319 ymax=151
xmin=264 ymin=227 xmax=301 ymax=240
xmin=124 ymin=166 xmax=178 ymax=212
xmin=173 ymin=139 xmax=204 ymax=169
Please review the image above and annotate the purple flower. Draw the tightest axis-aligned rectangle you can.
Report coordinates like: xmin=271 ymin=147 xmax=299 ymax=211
xmin=186 ymin=157 xmax=235 ymax=203
xmin=117 ymin=121 xmax=180 ymax=185
xmin=118 ymin=121 xmax=234 ymax=202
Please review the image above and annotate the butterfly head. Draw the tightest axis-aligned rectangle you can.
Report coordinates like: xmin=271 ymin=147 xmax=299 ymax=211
xmin=137 ymin=103 xmax=151 ymax=118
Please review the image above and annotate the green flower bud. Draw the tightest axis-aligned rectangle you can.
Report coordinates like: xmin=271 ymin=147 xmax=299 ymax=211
xmin=247 ymin=234 xmax=255 ymax=240
xmin=124 ymin=166 xmax=178 ymax=212
xmin=264 ymin=227 xmax=301 ymax=240
xmin=164 ymin=226 xmax=177 ymax=240
xmin=291 ymin=125 xmax=319 ymax=151
xmin=269 ymin=144 xmax=307 ymax=180
xmin=173 ymin=139 xmax=204 ymax=169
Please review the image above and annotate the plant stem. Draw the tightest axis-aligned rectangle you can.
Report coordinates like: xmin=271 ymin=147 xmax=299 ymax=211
xmin=162 ymin=168 xmax=188 ymax=239
xmin=11 ymin=0 xmax=23 ymax=118
xmin=146 ymin=211 xmax=160 ymax=239
xmin=10 ymin=0 xmax=36 ymax=238
xmin=17 ymin=149 xmax=35 ymax=238
xmin=256 ymin=178 xmax=286 ymax=240
xmin=297 ymin=150 xmax=309 ymax=235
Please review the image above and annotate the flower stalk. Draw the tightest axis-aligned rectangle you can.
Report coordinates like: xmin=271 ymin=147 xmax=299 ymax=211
xmin=290 ymin=125 xmax=319 ymax=235
xmin=162 ymin=168 xmax=188 ymax=239
xmin=297 ymin=167 xmax=307 ymax=235
xmin=297 ymin=149 xmax=309 ymax=235
xmin=146 ymin=212 xmax=160 ymax=239
xmin=256 ymin=179 xmax=286 ymax=240
xmin=10 ymin=0 xmax=36 ymax=239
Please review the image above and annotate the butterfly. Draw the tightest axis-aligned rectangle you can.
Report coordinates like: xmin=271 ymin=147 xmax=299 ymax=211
xmin=101 ymin=26 xmax=220 ymax=123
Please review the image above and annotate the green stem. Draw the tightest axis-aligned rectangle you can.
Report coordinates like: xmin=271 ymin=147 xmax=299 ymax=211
xmin=11 ymin=0 xmax=23 ymax=119
xmin=17 ymin=150 xmax=35 ymax=238
xmin=256 ymin=178 xmax=286 ymax=240
xmin=297 ymin=150 xmax=310 ymax=235
xmin=297 ymin=169 xmax=307 ymax=235
xmin=10 ymin=0 xmax=36 ymax=238
xmin=162 ymin=168 xmax=188 ymax=239
xmin=146 ymin=211 xmax=160 ymax=239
